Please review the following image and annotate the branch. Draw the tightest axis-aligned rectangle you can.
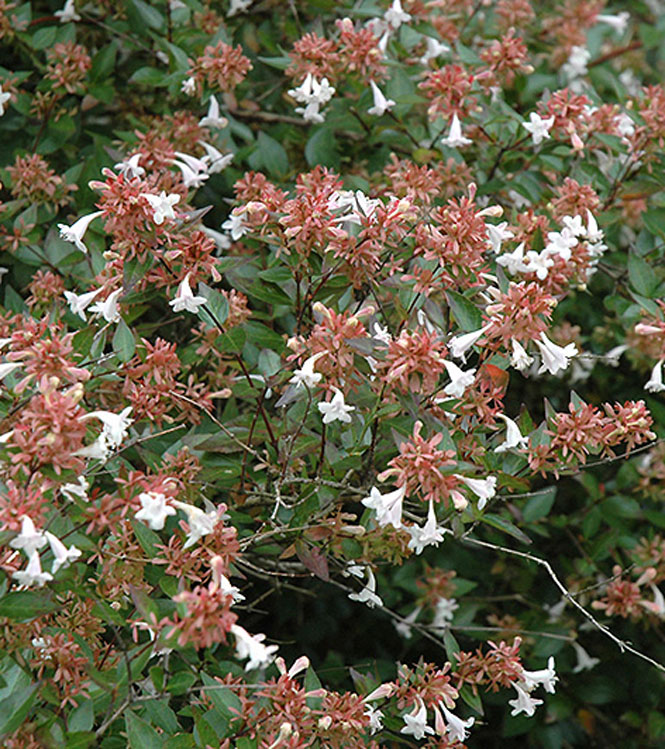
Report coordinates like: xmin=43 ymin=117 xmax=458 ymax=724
xmin=463 ymin=535 xmax=665 ymax=674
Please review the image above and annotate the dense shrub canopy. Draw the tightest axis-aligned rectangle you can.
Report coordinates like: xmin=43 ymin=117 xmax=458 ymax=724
xmin=2 ymin=0 xmax=665 ymax=747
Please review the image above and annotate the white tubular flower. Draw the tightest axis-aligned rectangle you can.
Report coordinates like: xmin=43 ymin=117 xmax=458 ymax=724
xmin=364 ymin=704 xmax=384 ymax=735
xmin=520 ymin=656 xmax=558 ymax=693
xmin=440 ymin=113 xmax=472 ymax=148
xmin=58 ymin=211 xmax=103 ymax=254
xmin=571 ymin=642 xmax=600 ymax=673
xmin=173 ymin=159 xmax=208 ymax=189
xmin=180 ymin=76 xmax=196 ymax=96
xmin=432 ymin=596 xmax=459 ymax=627
xmin=495 ymin=413 xmax=529 ymax=453
xmin=198 ymin=140 xmax=233 ymax=174
xmin=400 ymin=698 xmax=434 ymax=740
xmin=384 ymin=0 xmax=411 ymax=29
xmin=73 ymin=434 xmax=110 ymax=461
xmin=135 ymin=491 xmax=176 ymax=531
xmin=228 ymin=0 xmax=252 ymax=16
xmin=511 ymin=339 xmax=534 ymax=372
xmin=645 ymin=360 xmax=665 ymax=393
xmin=81 ymin=406 xmax=133 ymax=449
xmin=361 ymin=484 xmax=406 ymax=529
xmin=597 ymin=12 xmax=630 ymax=34
xmin=54 ymin=0 xmax=80 ymax=23
xmin=199 ymin=95 xmax=228 ymax=129
xmin=318 ymin=387 xmax=355 ymax=424
xmin=172 ymin=500 xmax=219 ymax=548
xmin=521 ymin=113 xmax=555 ymax=145
xmin=114 ymin=153 xmax=145 ymax=179
xmin=9 ymin=515 xmax=47 ymax=557
xmin=441 ymin=704 xmax=475 ymax=743
xmin=88 ymin=287 xmax=123 ymax=323
xmin=508 ymin=683 xmax=543 ymax=717
xmin=13 ymin=552 xmax=53 ymax=588
xmin=394 ymin=606 xmax=422 ymax=639
xmin=535 ymin=333 xmax=578 ymax=375
xmin=230 ymin=624 xmax=279 ymax=670
xmin=486 ymin=221 xmax=514 ymax=253
xmin=60 ymin=476 xmax=89 ymax=503
xmin=64 ymin=288 xmax=103 ymax=321
xmin=523 ymin=250 xmax=554 ymax=280
xmin=44 ymin=531 xmax=82 ymax=574
xmin=348 ymin=567 xmax=383 ymax=608
xmin=367 ymin=80 xmax=395 ymax=117
xmin=407 ymin=499 xmax=445 ymax=554
xmin=443 ymin=360 xmax=476 ymax=398
xmin=169 ymin=274 xmax=208 ymax=314
xmin=221 ymin=209 xmax=249 ymax=240
xmin=0 ymin=361 xmax=23 ymax=380
xmin=419 ymin=36 xmax=450 ymax=66
xmin=455 ymin=475 xmax=497 ymax=511
xmin=449 ymin=324 xmax=491 ymax=360
xmin=289 ymin=352 xmax=324 ymax=389
xmin=0 ymin=86 xmax=11 ymax=116
xmin=141 ymin=191 xmax=180 ymax=225
xmin=562 ymin=45 xmax=590 ymax=80
xmin=496 ymin=241 xmax=527 ymax=274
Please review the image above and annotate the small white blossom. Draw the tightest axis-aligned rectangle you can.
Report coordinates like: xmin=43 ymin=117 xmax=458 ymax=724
xmin=496 ymin=241 xmax=527 ymax=274
xmin=221 ymin=210 xmax=249 ymax=240
xmin=199 ymin=95 xmax=228 ymax=129
xmin=522 ymin=113 xmax=555 ymax=145
xmin=288 ymin=73 xmax=335 ymax=123
xmin=562 ymin=45 xmax=590 ymax=80
xmin=198 ymin=140 xmax=234 ymax=173
xmin=520 ymin=656 xmax=558 ymax=694
xmin=449 ymin=324 xmax=490 ymax=360
xmin=645 ymin=360 xmax=665 ymax=393
xmin=54 ymin=0 xmax=80 ymax=23
xmin=289 ymin=352 xmax=324 ymax=389
xmin=394 ymin=606 xmax=422 ymax=639
xmin=135 ymin=491 xmax=176 ymax=531
xmin=419 ymin=36 xmax=450 ymax=66
xmin=142 ymin=191 xmax=180 ymax=225
xmin=495 ymin=413 xmax=529 ymax=453
xmin=523 ymin=249 xmax=554 ymax=280
xmin=228 ymin=0 xmax=252 ymax=16
xmin=169 ymin=273 xmax=208 ymax=313
xmin=487 ymin=221 xmax=514 ymax=253
xmin=597 ymin=12 xmax=630 ymax=34
xmin=173 ymin=156 xmax=208 ymax=189
xmin=443 ymin=359 xmax=476 ymax=398
xmin=384 ymin=0 xmax=411 ymax=29
xmin=368 ymin=80 xmax=395 ymax=117
xmin=441 ymin=704 xmax=475 ymax=743
xmin=81 ymin=406 xmax=133 ymax=449
xmin=172 ymin=500 xmax=219 ymax=548
xmin=455 ymin=475 xmax=497 ymax=511
xmin=508 ymin=683 xmax=543 ymax=717
xmin=60 ymin=476 xmax=89 ymax=503
xmin=348 ymin=567 xmax=383 ymax=608
xmin=58 ymin=211 xmax=104 ymax=254
xmin=74 ymin=434 xmax=111 ymax=461
xmin=64 ymin=288 xmax=103 ymax=321
xmin=114 ymin=153 xmax=145 ymax=179
xmin=400 ymin=699 xmax=434 ymax=740
xmin=89 ymin=287 xmax=123 ymax=323
xmin=364 ymin=704 xmax=384 ymax=735
xmin=407 ymin=499 xmax=445 ymax=554
xmin=440 ymin=113 xmax=472 ymax=148
xmin=0 ymin=86 xmax=11 ymax=116
xmin=45 ymin=531 xmax=82 ymax=574
xmin=13 ymin=552 xmax=53 ymax=588
xmin=535 ymin=333 xmax=578 ymax=376
xmin=180 ymin=76 xmax=196 ymax=96
xmin=432 ymin=596 xmax=459 ymax=627
xmin=318 ymin=387 xmax=355 ymax=424
xmin=230 ymin=623 xmax=279 ymax=670
xmin=511 ymin=339 xmax=534 ymax=372
xmin=361 ymin=484 xmax=406 ymax=529
xmin=572 ymin=642 xmax=600 ymax=673
xmin=9 ymin=515 xmax=46 ymax=557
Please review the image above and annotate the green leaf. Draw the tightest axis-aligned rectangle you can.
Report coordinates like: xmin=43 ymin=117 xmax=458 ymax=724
xmin=90 ymin=42 xmax=118 ymax=82
xmin=480 ymin=513 xmax=532 ymax=545
xmin=197 ymin=283 xmax=229 ymax=327
xmin=257 ymin=55 xmax=292 ymax=70
xmin=68 ymin=699 xmax=94 ymax=732
xmin=132 ymin=520 xmax=161 ymax=558
xmin=443 ymin=628 xmax=460 ymax=662
xmin=458 ymin=684 xmax=484 ymax=715
xmin=628 ymin=252 xmax=658 ymax=297
xmin=125 ymin=710 xmax=163 ymax=749
xmin=0 ymin=682 xmax=38 ymax=735
xmin=305 ymin=128 xmax=340 ymax=169
xmin=129 ymin=67 xmax=166 ymax=86
xmin=31 ymin=26 xmax=56 ymax=50
xmin=445 ymin=290 xmax=482 ymax=331
xmin=0 ymin=591 xmax=60 ymax=620
xmin=128 ymin=0 xmax=165 ymax=30
xmin=521 ymin=487 xmax=556 ymax=523
xmin=251 ymin=132 xmax=289 ymax=177
xmin=113 ymin=318 xmax=136 ymax=362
